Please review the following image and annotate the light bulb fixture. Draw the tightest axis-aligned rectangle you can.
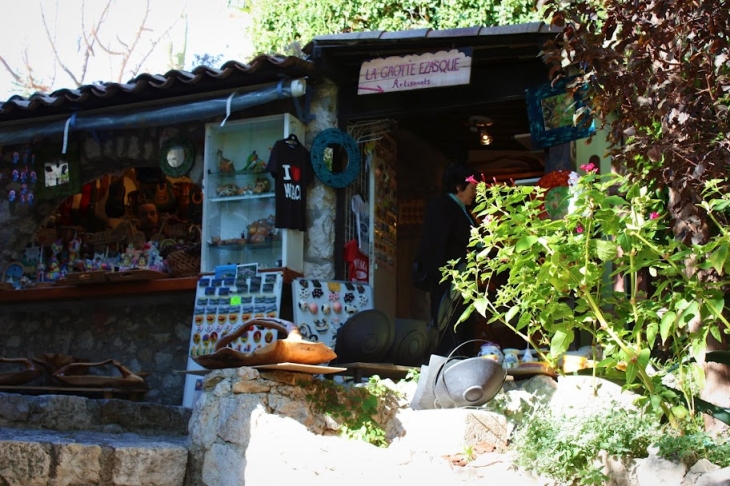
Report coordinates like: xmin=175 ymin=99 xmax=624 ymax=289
xmin=469 ymin=115 xmax=494 ymax=146
xmin=479 ymin=129 xmax=493 ymax=146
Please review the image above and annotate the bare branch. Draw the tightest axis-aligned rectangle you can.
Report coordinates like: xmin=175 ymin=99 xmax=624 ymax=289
xmin=21 ymin=50 xmax=51 ymax=93
xmin=0 ymin=55 xmax=22 ymax=84
xmin=39 ymin=0 xmax=81 ymax=87
xmin=131 ymin=14 xmax=183 ymax=78
xmin=116 ymin=0 xmax=152 ymax=81
xmin=90 ymin=0 xmax=125 ymax=57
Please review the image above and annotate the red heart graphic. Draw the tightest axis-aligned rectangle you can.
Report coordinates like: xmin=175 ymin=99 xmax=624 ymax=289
xmin=291 ymin=165 xmax=301 ymax=182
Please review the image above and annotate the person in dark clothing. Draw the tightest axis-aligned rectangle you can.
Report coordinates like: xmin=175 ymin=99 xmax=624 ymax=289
xmin=415 ymin=162 xmax=478 ymax=356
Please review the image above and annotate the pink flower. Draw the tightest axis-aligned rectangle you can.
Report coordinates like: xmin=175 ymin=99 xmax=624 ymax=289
xmin=465 ymin=173 xmax=487 ymax=185
xmin=650 ymin=211 xmax=660 ymax=220
xmin=579 ymin=162 xmax=597 ymax=173
xmin=576 ymin=226 xmax=584 ymax=234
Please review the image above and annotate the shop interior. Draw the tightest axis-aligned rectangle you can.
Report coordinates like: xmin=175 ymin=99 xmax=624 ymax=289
xmin=393 ymin=98 xmax=546 ymax=350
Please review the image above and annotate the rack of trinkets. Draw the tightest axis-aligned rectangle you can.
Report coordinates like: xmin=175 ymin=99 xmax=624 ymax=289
xmin=291 ymin=278 xmax=374 ymax=350
xmin=181 ymin=269 xmax=284 ymax=408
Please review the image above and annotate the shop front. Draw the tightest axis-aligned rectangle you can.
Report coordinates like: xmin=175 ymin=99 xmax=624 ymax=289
xmin=0 ymin=22 xmax=598 ymax=407
xmin=304 ymin=22 xmax=591 ymax=353
xmin=0 ymin=56 xmax=334 ymax=405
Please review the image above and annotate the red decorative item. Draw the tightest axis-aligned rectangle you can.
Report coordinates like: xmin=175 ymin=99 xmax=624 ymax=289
xmin=536 ymin=170 xmax=573 ymax=220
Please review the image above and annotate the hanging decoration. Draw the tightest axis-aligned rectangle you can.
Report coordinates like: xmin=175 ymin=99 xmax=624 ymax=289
xmin=310 ymin=128 xmax=361 ymax=189
xmin=159 ymin=136 xmax=195 ymax=177
xmin=36 ymin=144 xmax=80 ymax=200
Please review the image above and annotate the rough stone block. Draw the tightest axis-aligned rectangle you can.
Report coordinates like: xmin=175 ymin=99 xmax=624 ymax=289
xmin=258 ymin=370 xmax=312 ymax=386
xmin=694 ymin=467 xmax=730 ymax=486
xmin=232 ymin=381 xmax=271 ymax=394
xmin=54 ymin=442 xmax=102 ymax=486
xmin=0 ymin=440 xmax=51 ymax=486
xmin=236 ymin=367 xmax=260 ymax=381
xmin=112 ymin=442 xmax=188 ymax=486
xmin=633 ymin=451 xmax=687 ymax=486
xmin=392 ymin=409 xmax=509 ymax=456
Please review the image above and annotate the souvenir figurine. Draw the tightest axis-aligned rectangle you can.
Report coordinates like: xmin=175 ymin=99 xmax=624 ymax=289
xmin=27 ymin=193 xmax=33 ymax=205
xmin=36 ymin=261 xmax=46 ymax=283
xmin=7 ymin=190 xmax=15 ymax=202
xmin=20 ymin=169 xmax=27 ymax=183
xmin=121 ymin=252 xmax=132 ymax=269
xmin=67 ymin=237 xmax=81 ymax=266
xmin=46 ymin=256 xmax=61 ymax=281
xmin=243 ymin=150 xmax=262 ymax=171
xmin=30 ymin=171 xmax=37 ymax=184
xmin=20 ymin=184 xmax=27 ymax=195
xmin=252 ymin=177 xmax=270 ymax=194
xmin=11 ymin=152 xmax=19 ymax=164
xmin=19 ymin=194 xmax=26 ymax=205
xmin=11 ymin=169 xmax=19 ymax=182
xmin=217 ymin=150 xmax=235 ymax=174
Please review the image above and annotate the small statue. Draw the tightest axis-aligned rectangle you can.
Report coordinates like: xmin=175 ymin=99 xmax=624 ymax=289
xmin=253 ymin=177 xmax=271 ymax=194
xmin=217 ymin=150 xmax=235 ymax=174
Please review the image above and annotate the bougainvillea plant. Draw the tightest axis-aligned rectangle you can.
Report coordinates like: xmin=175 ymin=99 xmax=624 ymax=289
xmin=447 ymin=167 xmax=730 ymax=429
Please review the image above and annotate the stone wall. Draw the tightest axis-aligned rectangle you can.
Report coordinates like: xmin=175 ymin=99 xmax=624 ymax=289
xmin=0 ymin=291 xmax=194 ymax=405
xmin=302 ymin=79 xmax=338 ymax=280
xmin=2 ymin=370 xmax=730 ymax=486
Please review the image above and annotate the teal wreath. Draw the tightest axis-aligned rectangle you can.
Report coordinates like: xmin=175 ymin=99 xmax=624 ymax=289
xmin=310 ymin=128 xmax=360 ymax=189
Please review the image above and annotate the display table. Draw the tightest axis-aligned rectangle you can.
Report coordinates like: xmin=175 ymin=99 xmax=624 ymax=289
xmin=336 ymin=362 xmax=416 ymax=382
xmin=0 ymin=268 xmax=302 ymax=304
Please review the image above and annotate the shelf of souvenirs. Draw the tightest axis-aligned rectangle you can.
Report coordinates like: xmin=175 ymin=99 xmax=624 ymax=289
xmin=208 ymin=239 xmax=282 ymax=252
xmin=0 ymin=267 xmax=303 ymax=304
xmin=209 ymin=192 xmax=275 ymax=203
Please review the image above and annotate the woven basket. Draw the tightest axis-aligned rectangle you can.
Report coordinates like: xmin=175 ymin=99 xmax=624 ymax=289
xmin=166 ymin=246 xmax=201 ymax=278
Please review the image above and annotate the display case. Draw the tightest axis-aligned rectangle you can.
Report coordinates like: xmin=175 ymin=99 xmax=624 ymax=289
xmin=201 ymin=113 xmax=305 ymax=273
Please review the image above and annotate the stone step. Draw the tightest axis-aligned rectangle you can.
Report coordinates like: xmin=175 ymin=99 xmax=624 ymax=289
xmin=0 ymin=392 xmax=192 ymax=436
xmin=0 ymin=427 xmax=188 ymax=486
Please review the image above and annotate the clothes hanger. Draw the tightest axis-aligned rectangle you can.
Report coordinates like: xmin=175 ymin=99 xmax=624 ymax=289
xmin=285 ymin=133 xmax=300 ymax=146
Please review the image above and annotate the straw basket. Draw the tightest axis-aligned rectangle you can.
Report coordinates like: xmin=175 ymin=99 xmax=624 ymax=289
xmin=165 ymin=244 xmax=201 ymax=278
xmin=162 ymin=225 xmax=202 ymax=278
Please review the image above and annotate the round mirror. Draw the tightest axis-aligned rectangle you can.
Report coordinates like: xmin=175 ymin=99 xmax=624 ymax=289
xmin=159 ymin=137 xmax=195 ymax=177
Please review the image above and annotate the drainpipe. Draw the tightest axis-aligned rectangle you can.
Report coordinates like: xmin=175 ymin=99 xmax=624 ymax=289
xmin=0 ymin=78 xmax=307 ymax=146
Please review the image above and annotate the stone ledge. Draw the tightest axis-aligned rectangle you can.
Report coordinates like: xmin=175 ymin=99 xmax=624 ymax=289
xmin=0 ymin=392 xmax=191 ymax=436
xmin=0 ymin=427 xmax=188 ymax=486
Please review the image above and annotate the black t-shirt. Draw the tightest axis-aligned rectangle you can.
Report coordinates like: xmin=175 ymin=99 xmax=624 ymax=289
xmin=266 ymin=139 xmax=312 ymax=231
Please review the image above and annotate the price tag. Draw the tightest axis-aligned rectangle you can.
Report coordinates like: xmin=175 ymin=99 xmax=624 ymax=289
xmin=230 ymin=296 xmax=242 ymax=305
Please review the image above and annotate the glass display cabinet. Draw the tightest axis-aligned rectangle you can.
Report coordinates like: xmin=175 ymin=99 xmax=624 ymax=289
xmin=201 ymin=113 xmax=305 ymax=273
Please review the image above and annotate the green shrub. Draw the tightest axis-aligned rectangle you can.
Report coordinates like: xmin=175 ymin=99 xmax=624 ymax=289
xmin=655 ymin=430 xmax=730 ymax=468
xmin=511 ymin=402 xmax=663 ymax=485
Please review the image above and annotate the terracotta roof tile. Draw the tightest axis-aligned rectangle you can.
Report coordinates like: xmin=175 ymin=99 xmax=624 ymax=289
xmin=0 ymin=55 xmax=317 ymax=123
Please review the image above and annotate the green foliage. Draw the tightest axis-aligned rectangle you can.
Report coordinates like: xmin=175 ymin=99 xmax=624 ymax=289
xmin=239 ymin=0 xmax=543 ymax=55
xmin=511 ymin=403 xmax=663 ymax=485
xmin=541 ymin=0 xmax=730 ymax=244
xmin=655 ymin=430 xmax=730 ymax=468
xmin=403 ymin=367 xmax=420 ymax=383
xmin=449 ymin=171 xmax=730 ymax=428
xmin=304 ymin=375 xmax=397 ymax=447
